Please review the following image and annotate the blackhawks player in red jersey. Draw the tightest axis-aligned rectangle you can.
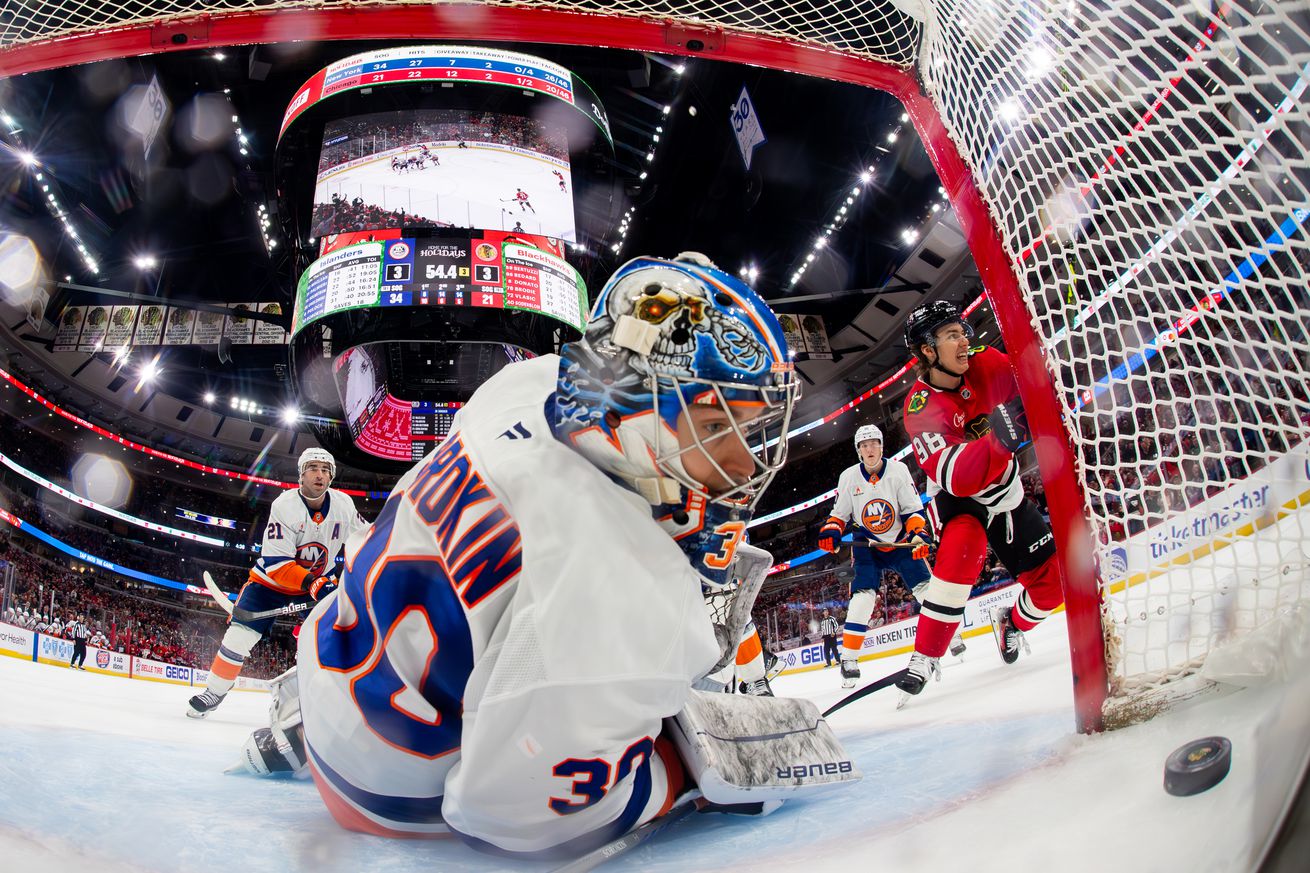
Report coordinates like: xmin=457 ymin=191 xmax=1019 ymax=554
xmin=894 ymin=301 xmax=1063 ymax=703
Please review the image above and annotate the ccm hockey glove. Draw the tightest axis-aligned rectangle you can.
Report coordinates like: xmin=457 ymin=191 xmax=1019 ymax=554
xmin=987 ymin=397 xmax=1030 ymax=453
xmin=904 ymin=521 xmax=932 ymax=561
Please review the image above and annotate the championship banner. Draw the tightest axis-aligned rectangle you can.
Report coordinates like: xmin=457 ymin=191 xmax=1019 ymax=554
xmin=77 ymin=305 xmax=109 ymax=351
xmin=223 ymin=303 xmax=258 ymax=344
xmin=252 ymin=303 xmax=287 ymax=345
xmin=53 ymin=306 xmax=86 ymax=352
xmin=163 ymin=307 xmax=196 ymax=345
xmin=778 ymin=313 xmax=833 ymax=360
xmin=132 ymin=304 xmax=166 ymax=345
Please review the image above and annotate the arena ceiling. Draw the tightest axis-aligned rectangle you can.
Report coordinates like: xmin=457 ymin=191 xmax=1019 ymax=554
xmin=0 ymin=37 xmax=987 ymax=482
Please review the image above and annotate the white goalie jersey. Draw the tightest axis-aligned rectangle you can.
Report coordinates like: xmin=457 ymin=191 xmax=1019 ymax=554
xmin=823 ymin=458 xmax=926 ymax=544
xmin=297 ymin=354 xmax=720 ymax=857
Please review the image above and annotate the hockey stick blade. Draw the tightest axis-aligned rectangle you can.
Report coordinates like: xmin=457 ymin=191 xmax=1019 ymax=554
xmin=203 ymin=571 xmax=234 ymax=616
xmin=550 ymin=799 xmax=699 ymax=873
xmin=822 ymin=668 xmax=910 ymax=718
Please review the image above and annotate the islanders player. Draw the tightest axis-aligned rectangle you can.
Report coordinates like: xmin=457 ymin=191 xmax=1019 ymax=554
xmin=817 ymin=424 xmax=934 ymax=687
xmin=261 ymin=253 xmax=806 ymax=858
xmin=894 ymin=301 xmax=1063 ymax=702
xmin=186 ymin=448 xmax=367 ymax=718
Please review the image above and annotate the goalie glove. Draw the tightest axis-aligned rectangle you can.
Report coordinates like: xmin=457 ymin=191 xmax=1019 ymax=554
xmin=308 ymin=575 xmax=337 ymax=601
xmin=987 ymin=397 xmax=1030 ymax=453
xmin=903 ymin=517 xmax=932 ymax=561
xmin=817 ymin=518 xmax=844 ymax=553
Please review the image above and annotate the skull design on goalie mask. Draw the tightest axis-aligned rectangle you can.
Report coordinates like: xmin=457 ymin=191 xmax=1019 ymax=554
xmin=554 ymin=252 xmax=800 ymax=521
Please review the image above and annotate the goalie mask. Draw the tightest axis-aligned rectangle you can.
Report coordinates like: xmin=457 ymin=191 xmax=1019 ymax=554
xmin=554 ymin=252 xmax=799 ymax=515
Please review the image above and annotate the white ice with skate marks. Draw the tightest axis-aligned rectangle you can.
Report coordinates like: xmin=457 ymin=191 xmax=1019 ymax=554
xmin=2 ymin=607 xmax=1308 ymax=873
xmin=313 ymin=143 xmax=576 ymax=240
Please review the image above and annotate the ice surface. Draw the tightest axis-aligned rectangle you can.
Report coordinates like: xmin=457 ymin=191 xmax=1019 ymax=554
xmin=2 ymin=611 xmax=1306 ymax=872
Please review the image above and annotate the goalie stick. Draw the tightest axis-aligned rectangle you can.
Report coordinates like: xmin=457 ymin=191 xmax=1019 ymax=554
xmin=821 ymin=668 xmax=909 ymax=718
xmin=549 ymin=797 xmax=701 ymax=872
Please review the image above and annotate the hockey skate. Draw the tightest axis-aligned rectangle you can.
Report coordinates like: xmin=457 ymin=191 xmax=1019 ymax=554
xmin=186 ymin=689 xmax=227 ymax=719
xmin=949 ymin=632 xmax=967 ymax=658
xmin=839 ymin=659 xmax=860 ymax=689
xmin=739 ymin=677 xmax=774 ymax=697
xmin=895 ymin=653 xmax=941 ymax=709
xmin=990 ymin=606 xmax=1031 ymax=665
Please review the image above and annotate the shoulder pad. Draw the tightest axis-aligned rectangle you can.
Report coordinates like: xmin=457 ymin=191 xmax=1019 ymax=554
xmin=907 ymin=390 xmax=929 ymax=414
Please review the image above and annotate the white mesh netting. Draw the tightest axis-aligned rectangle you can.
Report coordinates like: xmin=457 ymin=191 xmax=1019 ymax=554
xmin=2 ymin=0 xmax=1308 ymax=725
xmin=0 ymin=0 xmax=921 ymax=68
xmin=920 ymin=0 xmax=1310 ymax=721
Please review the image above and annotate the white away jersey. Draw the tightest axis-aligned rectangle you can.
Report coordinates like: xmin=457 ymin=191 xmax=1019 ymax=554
xmin=298 ymin=354 xmax=720 ymax=857
xmin=824 ymin=458 xmax=925 ymax=544
xmin=248 ymin=487 xmax=367 ymax=595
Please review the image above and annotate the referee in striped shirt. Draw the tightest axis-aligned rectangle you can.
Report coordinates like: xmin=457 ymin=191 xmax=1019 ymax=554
xmin=68 ymin=614 xmax=90 ymax=670
xmin=819 ymin=609 xmax=840 ymax=667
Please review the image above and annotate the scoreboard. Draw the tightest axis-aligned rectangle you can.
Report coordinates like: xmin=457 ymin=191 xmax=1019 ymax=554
xmin=293 ymin=231 xmax=588 ymax=336
xmin=279 ymin=45 xmax=612 ymax=144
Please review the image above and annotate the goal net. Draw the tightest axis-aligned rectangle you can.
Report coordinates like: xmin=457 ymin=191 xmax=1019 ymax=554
xmin=2 ymin=0 xmax=1307 ymax=731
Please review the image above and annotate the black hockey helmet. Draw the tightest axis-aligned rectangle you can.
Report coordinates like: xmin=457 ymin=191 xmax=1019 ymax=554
xmin=904 ymin=301 xmax=972 ymax=354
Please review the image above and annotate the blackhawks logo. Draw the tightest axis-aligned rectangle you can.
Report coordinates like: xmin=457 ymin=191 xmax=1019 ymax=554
xmin=970 ymin=344 xmax=986 ymax=354
xmin=907 ymin=390 xmax=929 ymax=414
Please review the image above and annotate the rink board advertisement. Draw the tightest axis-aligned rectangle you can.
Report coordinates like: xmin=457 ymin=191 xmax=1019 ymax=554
xmin=0 ymin=624 xmax=269 ymax=691
xmin=133 ymin=656 xmax=192 ymax=686
xmin=0 ymin=621 xmax=35 ymax=659
xmin=292 ymin=233 xmax=585 ymax=334
xmin=1100 ymin=439 xmax=1310 ymax=588
xmin=35 ymin=634 xmax=76 ymax=666
xmin=773 ymin=583 xmax=1020 ymax=675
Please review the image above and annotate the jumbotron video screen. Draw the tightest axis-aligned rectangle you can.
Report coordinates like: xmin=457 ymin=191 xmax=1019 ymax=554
xmin=311 ymin=109 xmax=576 ymax=241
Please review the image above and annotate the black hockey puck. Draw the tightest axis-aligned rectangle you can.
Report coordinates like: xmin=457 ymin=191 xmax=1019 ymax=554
xmin=1164 ymin=736 xmax=1232 ymax=796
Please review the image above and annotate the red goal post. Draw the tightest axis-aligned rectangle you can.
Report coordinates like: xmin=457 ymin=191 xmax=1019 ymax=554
xmin=4 ymin=1 xmax=1308 ymax=735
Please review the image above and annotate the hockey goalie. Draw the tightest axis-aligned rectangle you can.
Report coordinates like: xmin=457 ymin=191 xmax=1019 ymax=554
xmin=230 ymin=253 xmax=860 ymax=859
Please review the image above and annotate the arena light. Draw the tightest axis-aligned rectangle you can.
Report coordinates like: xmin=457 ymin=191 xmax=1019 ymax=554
xmin=133 ymin=254 xmax=158 ymax=270
xmin=280 ymin=406 xmax=300 ymax=426
xmin=203 ymin=391 xmax=215 ymax=404
xmin=16 ymin=149 xmax=36 ymax=166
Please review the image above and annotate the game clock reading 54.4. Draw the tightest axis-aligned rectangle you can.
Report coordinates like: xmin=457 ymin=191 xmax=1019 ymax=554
xmin=292 ymin=232 xmax=587 ymax=336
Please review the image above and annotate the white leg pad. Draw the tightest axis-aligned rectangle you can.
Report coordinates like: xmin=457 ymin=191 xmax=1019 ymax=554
xmin=666 ymin=690 xmax=861 ymax=806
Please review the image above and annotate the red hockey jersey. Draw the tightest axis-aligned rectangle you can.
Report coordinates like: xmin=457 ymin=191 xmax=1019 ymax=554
xmin=902 ymin=345 xmax=1024 ymax=513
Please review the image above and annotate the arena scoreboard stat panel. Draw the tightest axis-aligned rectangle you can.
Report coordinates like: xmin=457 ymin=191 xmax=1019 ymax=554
xmin=280 ymin=45 xmax=611 ymax=144
xmin=292 ymin=232 xmax=587 ymax=335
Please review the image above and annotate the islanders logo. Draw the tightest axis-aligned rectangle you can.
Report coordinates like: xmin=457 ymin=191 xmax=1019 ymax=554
xmin=296 ymin=541 xmax=329 ymax=577
xmin=96 ymin=649 xmax=111 ymax=669
xmin=860 ymin=498 xmax=896 ymax=535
